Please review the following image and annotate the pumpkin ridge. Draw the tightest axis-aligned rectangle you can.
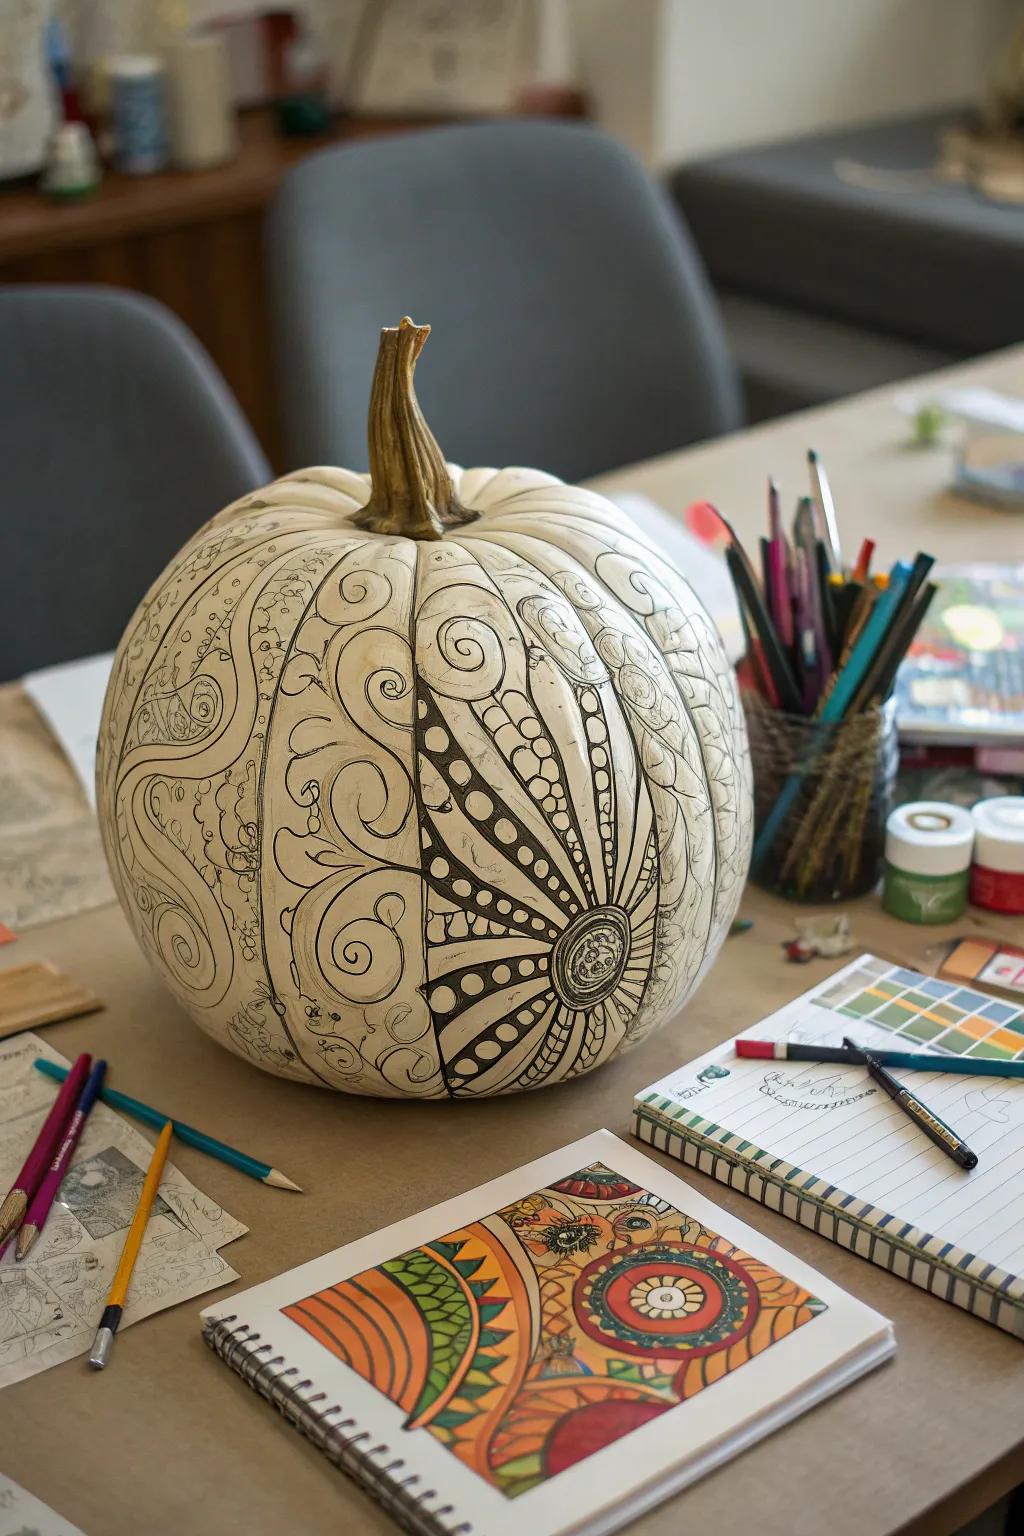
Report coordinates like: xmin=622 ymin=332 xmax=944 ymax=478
xmin=253 ymin=538 xmax=392 ymax=1087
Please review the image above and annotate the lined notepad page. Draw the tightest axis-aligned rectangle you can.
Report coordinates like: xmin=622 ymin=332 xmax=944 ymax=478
xmin=650 ymin=955 xmax=1024 ymax=1273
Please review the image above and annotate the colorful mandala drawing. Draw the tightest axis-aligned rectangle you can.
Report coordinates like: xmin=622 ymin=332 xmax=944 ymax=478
xmin=282 ymin=1162 xmax=826 ymax=1497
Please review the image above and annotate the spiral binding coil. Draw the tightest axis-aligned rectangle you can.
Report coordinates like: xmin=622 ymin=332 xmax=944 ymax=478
xmin=204 ymin=1317 xmax=473 ymax=1536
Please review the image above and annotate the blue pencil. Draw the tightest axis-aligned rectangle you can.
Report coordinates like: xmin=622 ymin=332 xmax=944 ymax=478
xmin=33 ymin=1060 xmax=301 ymax=1191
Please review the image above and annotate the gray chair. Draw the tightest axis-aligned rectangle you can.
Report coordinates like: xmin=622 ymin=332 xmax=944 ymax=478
xmin=266 ymin=120 xmax=741 ymax=482
xmin=0 ymin=286 xmax=269 ymax=680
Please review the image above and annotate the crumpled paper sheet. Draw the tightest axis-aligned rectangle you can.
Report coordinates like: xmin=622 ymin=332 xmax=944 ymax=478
xmin=0 ymin=685 xmax=114 ymax=931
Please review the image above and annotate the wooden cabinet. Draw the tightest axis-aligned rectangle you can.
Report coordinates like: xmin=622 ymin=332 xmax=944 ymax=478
xmin=0 ymin=111 xmax=439 ymax=468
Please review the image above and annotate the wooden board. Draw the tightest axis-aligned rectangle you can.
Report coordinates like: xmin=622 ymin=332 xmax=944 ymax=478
xmin=0 ymin=961 xmax=103 ymax=1038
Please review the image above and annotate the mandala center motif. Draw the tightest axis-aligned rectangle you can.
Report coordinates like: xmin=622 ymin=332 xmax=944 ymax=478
xmin=550 ymin=906 xmax=630 ymax=1008
xmin=629 ymin=1276 xmax=705 ymax=1318
xmin=575 ymin=1243 xmax=759 ymax=1358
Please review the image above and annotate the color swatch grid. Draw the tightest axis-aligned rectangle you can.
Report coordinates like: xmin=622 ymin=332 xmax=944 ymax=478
xmin=813 ymin=957 xmax=1024 ymax=1061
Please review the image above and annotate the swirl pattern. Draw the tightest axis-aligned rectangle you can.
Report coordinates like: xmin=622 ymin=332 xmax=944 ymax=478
xmin=97 ymin=464 xmax=751 ymax=1097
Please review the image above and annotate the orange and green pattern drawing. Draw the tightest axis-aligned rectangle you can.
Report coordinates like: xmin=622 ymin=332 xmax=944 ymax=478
xmin=282 ymin=1162 xmax=825 ymax=1497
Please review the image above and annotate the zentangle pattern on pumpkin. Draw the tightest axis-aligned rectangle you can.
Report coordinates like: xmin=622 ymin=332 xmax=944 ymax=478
xmin=98 ymin=465 xmax=752 ymax=1097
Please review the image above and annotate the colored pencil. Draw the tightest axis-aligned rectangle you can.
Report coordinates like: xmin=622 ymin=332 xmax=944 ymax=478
xmin=844 ymin=1038 xmax=978 ymax=1171
xmin=33 ymin=1059 xmax=302 ymax=1191
xmin=817 ymin=561 xmax=911 ymax=720
xmin=853 ymin=538 xmax=875 ymax=582
xmin=816 ymin=540 xmax=839 ymax=658
xmin=768 ymin=476 xmax=782 ymax=543
xmin=751 ymin=562 xmax=912 ymax=866
xmin=735 ymin=1039 xmax=1024 ymax=1077
xmin=863 ymin=581 xmax=937 ymax=707
xmin=808 ymin=448 xmax=843 ymax=570
xmin=724 ymin=544 xmax=801 ymax=712
xmin=0 ymin=1053 xmax=91 ymax=1246
xmin=89 ymin=1121 xmax=173 ymax=1369
xmin=16 ymin=1060 xmax=107 ymax=1260
xmin=849 ymin=578 xmax=937 ymax=715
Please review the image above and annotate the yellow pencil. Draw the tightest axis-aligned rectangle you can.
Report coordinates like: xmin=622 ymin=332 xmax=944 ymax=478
xmin=89 ymin=1119 xmax=173 ymax=1370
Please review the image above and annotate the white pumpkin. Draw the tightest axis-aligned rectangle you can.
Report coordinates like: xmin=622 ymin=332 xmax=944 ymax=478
xmin=98 ymin=319 xmax=752 ymax=1097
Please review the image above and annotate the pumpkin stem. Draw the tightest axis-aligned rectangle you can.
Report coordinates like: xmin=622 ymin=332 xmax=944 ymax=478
xmin=354 ymin=317 xmax=478 ymax=540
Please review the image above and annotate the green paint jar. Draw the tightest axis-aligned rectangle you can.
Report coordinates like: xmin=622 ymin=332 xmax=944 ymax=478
xmin=883 ymin=802 xmax=974 ymax=924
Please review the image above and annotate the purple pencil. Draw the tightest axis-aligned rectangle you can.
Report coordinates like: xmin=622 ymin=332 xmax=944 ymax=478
xmin=0 ymin=1052 xmax=91 ymax=1247
xmin=16 ymin=1059 xmax=107 ymax=1260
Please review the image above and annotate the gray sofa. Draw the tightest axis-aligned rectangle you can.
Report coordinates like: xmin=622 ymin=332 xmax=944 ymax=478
xmin=669 ymin=109 xmax=1024 ymax=420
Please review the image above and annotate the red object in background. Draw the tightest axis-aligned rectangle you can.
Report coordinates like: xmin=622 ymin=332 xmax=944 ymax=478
xmin=262 ymin=10 xmax=298 ymax=97
xmin=0 ymin=923 xmax=15 ymax=945
xmin=685 ymin=500 xmax=729 ymax=545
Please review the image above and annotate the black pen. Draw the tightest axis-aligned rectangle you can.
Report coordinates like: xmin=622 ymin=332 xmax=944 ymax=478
xmin=843 ymin=1038 xmax=978 ymax=1170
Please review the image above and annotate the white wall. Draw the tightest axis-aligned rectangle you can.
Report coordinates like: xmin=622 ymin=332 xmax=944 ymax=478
xmin=573 ymin=0 xmax=1020 ymax=165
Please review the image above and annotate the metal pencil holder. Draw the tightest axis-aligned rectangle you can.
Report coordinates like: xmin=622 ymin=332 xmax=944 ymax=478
xmin=743 ymin=691 xmax=899 ymax=902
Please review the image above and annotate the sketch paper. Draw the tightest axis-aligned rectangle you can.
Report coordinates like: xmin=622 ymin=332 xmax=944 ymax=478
xmin=0 ymin=1033 xmax=245 ymax=1389
xmin=0 ymin=1474 xmax=84 ymax=1536
xmin=640 ymin=954 xmax=1024 ymax=1278
xmin=0 ymin=684 xmax=113 ymax=930
xmin=204 ymin=1131 xmax=892 ymax=1536
xmin=22 ymin=651 xmax=114 ymax=810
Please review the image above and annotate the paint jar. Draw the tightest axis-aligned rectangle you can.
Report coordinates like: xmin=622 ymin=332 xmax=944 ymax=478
xmin=970 ymin=797 xmax=1024 ymax=914
xmin=883 ymin=802 xmax=974 ymax=924
xmin=110 ymin=56 xmax=168 ymax=175
xmin=744 ymin=694 xmax=898 ymax=902
xmin=167 ymin=33 xmax=238 ymax=171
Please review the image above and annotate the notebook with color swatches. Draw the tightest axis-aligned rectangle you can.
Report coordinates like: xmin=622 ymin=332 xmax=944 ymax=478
xmin=201 ymin=1131 xmax=892 ymax=1536
xmin=635 ymin=955 xmax=1024 ymax=1339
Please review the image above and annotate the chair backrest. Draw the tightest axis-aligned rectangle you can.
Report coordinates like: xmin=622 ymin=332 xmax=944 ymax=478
xmin=266 ymin=120 xmax=741 ymax=482
xmin=0 ymin=286 xmax=269 ymax=680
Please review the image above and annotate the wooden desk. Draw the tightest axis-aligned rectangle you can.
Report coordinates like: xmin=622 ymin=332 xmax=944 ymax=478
xmin=3 ymin=348 xmax=1024 ymax=1536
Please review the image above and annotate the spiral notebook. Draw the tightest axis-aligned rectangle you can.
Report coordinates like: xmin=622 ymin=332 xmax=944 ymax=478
xmin=202 ymin=1131 xmax=892 ymax=1536
xmin=634 ymin=955 xmax=1024 ymax=1339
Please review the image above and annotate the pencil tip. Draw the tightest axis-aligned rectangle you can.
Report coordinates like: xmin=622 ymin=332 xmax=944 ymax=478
xmin=15 ymin=1225 xmax=37 ymax=1261
xmin=0 ymin=1190 xmax=27 ymax=1247
xmin=264 ymin=1169 xmax=303 ymax=1192
xmin=807 ymin=447 xmax=818 ymax=462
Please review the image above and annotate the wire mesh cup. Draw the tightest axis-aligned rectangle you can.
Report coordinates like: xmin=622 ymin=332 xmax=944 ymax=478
xmin=744 ymin=692 xmax=899 ymax=902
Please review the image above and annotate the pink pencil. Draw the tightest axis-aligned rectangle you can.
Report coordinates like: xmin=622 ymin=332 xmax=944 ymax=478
xmin=16 ymin=1059 xmax=107 ymax=1260
xmin=0 ymin=1052 xmax=91 ymax=1248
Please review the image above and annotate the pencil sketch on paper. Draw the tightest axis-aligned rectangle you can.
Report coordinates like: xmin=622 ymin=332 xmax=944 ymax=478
xmin=0 ymin=1269 xmax=73 ymax=1367
xmin=0 ymin=1031 xmax=247 ymax=1391
xmin=59 ymin=1145 xmax=181 ymax=1240
xmin=284 ymin=1159 xmax=825 ymax=1498
xmin=0 ymin=684 xmax=114 ymax=930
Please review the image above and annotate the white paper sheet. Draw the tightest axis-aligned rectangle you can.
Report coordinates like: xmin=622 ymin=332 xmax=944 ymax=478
xmin=0 ymin=1033 xmax=246 ymax=1389
xmin=642 ymin=954 xmax=1024 ymax=1276
xmin=0 ymin=1474 xmax=85 ymax=1536
xmin=21 ymin=653 xmax=114 ymax=810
